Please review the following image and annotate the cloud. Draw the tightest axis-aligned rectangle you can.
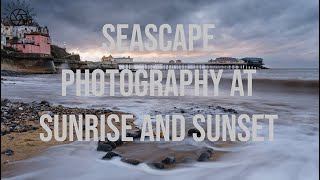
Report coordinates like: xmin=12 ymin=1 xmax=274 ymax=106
xmin=1 ymin=0 xmax=318 ymax=67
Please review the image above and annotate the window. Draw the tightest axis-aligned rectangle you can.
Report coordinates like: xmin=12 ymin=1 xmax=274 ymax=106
xmin=23 ymin=45 xmax=25 ymax=49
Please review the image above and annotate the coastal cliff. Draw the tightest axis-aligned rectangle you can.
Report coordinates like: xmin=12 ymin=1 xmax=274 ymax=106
xmin=1 ymin=49 xmax=56 ymax=74
xmin=1 ymin=49 xmax=118 ymax=74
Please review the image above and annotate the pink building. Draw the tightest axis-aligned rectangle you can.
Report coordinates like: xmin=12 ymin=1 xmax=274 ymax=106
xmin=12 ymin=32 xmax=51 ymax=55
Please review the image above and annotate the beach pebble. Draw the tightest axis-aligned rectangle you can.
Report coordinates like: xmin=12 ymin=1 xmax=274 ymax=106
xmin=102 ymin=152 xmax=121 ymax=159
xmin=31 ymin=126 xmax=39 ymax=130
xmin=1 ymin=99 xmax=10 ymax=106
xmin=38 ymin=111 xmax=54 ymax=117
xmin=161 ymin=156 xmax=176 ymax=164
xmin=1 ymin=125 xmax=10 ymax=135
xmin=104 ymin=109 xmax=112 ymax=113
xmin=1 ymin=149 xmax=14 ymax=156
xmin=2 ymin=111 xmax=8 ymax=116
xmin=227 ymin=108 xmax=238 ymax=114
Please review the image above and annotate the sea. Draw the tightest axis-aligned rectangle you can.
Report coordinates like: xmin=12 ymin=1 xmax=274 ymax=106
xmin=1 ymin=68 xmax=319 ymax=180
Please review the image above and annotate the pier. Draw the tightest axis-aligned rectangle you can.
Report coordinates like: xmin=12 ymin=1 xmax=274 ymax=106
xmin=118 ymin=62 xmax=266 ymax=70
xmin=51 ymin=56 xmax=267 ymax=73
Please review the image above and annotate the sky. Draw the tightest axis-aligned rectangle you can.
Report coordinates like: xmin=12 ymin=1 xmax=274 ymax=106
xmin=1 ymin=0 xmax=319 ymax=68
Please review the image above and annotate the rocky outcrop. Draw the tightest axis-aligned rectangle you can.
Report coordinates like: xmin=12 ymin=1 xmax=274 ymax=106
xmin=51 ymin=45 xmax=81 ymax=61
xmin=50 ymin=45 xmax=71 ymax=59
xmin=1 ymin=49 xmax=56 ymax=74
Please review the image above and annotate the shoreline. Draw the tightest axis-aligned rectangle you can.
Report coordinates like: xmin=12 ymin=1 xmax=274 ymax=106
xmin=1 ymin=99 xmax=232 ymax=178
xmin=1 ymin=99 xmax=138 ymax=177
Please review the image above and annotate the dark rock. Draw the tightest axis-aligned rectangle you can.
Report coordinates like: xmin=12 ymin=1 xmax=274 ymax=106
xmin=197 ymin=152 xmax=212 ymax=162
xmin=149 ymin=162 xmax=165 ymax=169
xmin=161 ymin=156 xmax=176 ymax=164
xmin=2 ymin=149 xmax=14 ymax=156
xmin=216 ymin=106 xmax=222 ymax=109
xmin=121 ymin=158 xmax=141 ymax=165
xmin=112 ymin=107 xmax=120 ymax=110
xmin=40 ymin=100 xmax=50 ymax=106
xmin=9 ymin=124 xmax=17 ymax=129
xmin=104 ymin=109 xmax=112 ymax=113
xmin=1 ymin=99 xmax=10 ymax=106
xmin=180 ymin=109 xmax=185 ymax=113
xmin=112 ymin=136 xmax=123 ymax=146
xmin=126 ymin=130 xmax=142 ymax=139
xmin=102 ymin=152 xmax=121 ymax=159
xmin=205 ymin=148 xmax=214 ymax=156
xmin=106 ymin=141 xmax=117 ymax=149
xmin=187 ymin=128 xmax=201 ymax=137
xmin=97 ymin=142 xmax=113 ymax=152
xmin=31 ymin=126 xmax=39 ymax=130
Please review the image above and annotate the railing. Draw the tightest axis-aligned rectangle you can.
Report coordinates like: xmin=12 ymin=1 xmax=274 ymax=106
xmin=117 ymin=62 xmax=264 ymax=70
